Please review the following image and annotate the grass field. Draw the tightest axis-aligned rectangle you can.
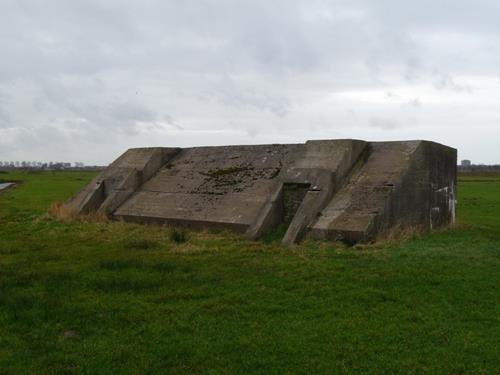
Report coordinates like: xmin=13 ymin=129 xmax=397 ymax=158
xmin=0 ymin=170 xmax=499 ymax=374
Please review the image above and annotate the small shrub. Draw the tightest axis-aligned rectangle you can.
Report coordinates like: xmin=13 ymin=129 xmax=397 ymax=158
xmin=169 ymin=227 xmax=189 ymax=244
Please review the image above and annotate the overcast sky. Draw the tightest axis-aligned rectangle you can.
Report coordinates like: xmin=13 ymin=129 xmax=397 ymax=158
xmin=1 ymin=0 xmax=500 ymax=165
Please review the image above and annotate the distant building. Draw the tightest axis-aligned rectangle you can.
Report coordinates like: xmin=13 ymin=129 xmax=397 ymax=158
xmin=461 ymin=159 xmax=471 ymax=167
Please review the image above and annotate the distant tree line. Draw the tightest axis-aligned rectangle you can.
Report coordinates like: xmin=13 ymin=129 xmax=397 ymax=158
xmin=0 ymin=161 xmax=103 ymax=171
xmin=458 ymin=164 xmax=500 ymax=172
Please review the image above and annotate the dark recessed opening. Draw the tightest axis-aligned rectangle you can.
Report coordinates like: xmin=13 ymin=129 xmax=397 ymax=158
xmin=261 ymin=182 xmax=310 ymax=244
xmin=282 ymin=183 xmax=310 ymax=225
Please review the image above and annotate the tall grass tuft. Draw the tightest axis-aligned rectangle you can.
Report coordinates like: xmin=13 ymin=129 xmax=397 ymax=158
xmin=47 ymin=201 xmax=108 ymax=223
xmin=47 ymin=201 xmax=78 ymax=222
xmin=169 ymin=227 xmax=189 ymax=244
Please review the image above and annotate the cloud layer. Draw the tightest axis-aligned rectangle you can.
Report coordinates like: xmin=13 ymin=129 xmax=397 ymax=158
xmin=1 ymin=0 xmax=500 ymax=164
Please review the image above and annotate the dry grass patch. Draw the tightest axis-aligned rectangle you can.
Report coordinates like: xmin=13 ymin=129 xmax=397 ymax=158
xmin=47 ymin=201 xmax=109 ymax=223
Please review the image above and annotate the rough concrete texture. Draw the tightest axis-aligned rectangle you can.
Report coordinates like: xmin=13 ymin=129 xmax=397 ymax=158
xmin=68 ymin=140 xmax=457 ymax=244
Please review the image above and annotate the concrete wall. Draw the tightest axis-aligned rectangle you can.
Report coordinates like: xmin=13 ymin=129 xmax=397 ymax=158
xmin=310 ymin=141 xmax=457 ymax=243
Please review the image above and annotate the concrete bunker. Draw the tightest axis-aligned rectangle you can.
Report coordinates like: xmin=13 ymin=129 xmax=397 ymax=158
xmin=68 ymin=139 xmax=457 ymax=244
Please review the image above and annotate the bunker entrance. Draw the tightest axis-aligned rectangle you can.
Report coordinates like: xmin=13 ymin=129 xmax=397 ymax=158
xmin=263 ymin=183 xmax=311 ymax=242
xmin=282 ymin=183 xmax=310 ymax=225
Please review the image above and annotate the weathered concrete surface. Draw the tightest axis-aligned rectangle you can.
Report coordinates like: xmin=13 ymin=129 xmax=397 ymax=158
xmin=68 ymin=147 xmax=180 ymax=214
xmin=115 ymin=143 xmax=301 ymax=231
xmin=311 ymin=141 xmax=457 ymax=243
xmin=68 ymin=139 xmax=457 ymax=244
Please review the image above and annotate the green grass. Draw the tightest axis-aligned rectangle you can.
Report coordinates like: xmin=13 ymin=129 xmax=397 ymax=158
xmin=0 ymin=171 xmax=499 ymax=374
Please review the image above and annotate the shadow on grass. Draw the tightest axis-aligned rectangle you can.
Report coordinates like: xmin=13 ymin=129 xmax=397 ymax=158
xmin=99 ymin=259 xmax=145 ymax=270
xmin=261 ymin=224 xmax=287 ymax=244
xmin=124 ymin=239 xmax=158 ymax=250
xmin=92 ymin=273 xmax=161 ymax=293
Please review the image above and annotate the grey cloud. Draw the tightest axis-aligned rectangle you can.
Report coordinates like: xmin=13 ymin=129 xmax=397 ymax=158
xmin=408 ymin=98 xmax=422 ymax=108
xmin=1 ymin=0 xmax=500 ymax=163
xmin=164 ymin=114 xmax=183 ymax=130
xmin=0 ymin=92 xmax=10 ymax=128
xmin=369 ymin=117 xmax=399 ymax=130
xmin=433 ymin=73 xmax=473 ymax=93
xmin=246 ymin=128 xmax=259 ymax=138
xmin=207 ymin=84 xmax=291 ymax=117
xmin=36 ymin=77 xmax=159 ymax=136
